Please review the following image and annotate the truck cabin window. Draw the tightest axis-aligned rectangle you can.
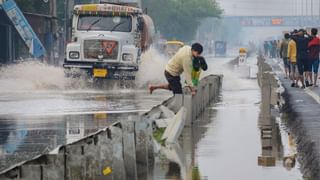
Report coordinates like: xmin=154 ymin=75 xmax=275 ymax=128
xmin=78 ymin=15 xmax=132 ymax=32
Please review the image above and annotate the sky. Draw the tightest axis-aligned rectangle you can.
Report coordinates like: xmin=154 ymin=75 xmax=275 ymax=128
xmin=216 ymin=0 xmax=320 ymax=16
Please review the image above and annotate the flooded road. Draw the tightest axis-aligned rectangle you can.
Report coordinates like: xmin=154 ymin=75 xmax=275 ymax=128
xmin=154 ymin=56 xmax=303 ymax=179
xmin=0 ymin=51 xmax=171 ymax=171
xmin=193 ymin=57 xmax=302 ymax=179
xmin=0 ymin=52 xmax=304 ymax=179
xmin=0 ymin=89 xmax=171 ymax=171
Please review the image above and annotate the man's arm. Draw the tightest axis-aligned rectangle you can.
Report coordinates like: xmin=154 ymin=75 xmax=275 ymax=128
xmin=183 ymin=59 xmax=194 ymax=88
xmin=182 ymin=56 xmax=195 ymax=94
xmin=280 ymin=42 xmax=283 ymax=58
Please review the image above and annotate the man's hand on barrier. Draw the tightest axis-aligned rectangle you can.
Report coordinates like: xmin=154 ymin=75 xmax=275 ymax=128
xmin=191 ymin=89 xmax=197 ymax=96
xmin=187 ymin=86 xmax=197 ymax=96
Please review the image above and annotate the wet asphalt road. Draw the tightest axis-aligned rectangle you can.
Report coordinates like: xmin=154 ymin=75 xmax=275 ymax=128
xmin=0 ymin=84 xmax=171 ymax=171
xmin=195 ymin=76 xmax=302 ymax=179
xmin=0 ymin=55 xmax=304 ymax=179
xmin=154 ymin=56 xmax=303 ymax=179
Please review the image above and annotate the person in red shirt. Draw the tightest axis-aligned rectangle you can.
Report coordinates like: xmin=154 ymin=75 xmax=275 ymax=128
xmin=308 ymin=28 xmax=320 ymax=87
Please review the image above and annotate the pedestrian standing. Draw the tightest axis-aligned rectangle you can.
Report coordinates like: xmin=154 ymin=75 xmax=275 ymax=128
xmin=277 ymin=40 xmax=282 ymax=58
xmin=264 ymin=41 xmax=268 ymax=57
xmin=308 ymin=28 xmax=320 ymax=87
xmin=280 ymin=33 xmax=291 ymax=79
xmin=291 ymin=29 xmax=312 ymax=88
xmin=288 ymin=31 xmax=298 ymax=87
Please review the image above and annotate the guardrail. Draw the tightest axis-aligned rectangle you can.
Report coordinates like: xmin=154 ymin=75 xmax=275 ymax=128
xmin=0 ymin=75 xmax=222 ymax=180
xmin=257 ymin=56 xmax=284 ymax=116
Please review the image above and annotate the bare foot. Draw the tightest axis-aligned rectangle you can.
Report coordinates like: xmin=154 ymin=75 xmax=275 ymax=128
xmin=148 ymin=85 xmax=155 ymax=94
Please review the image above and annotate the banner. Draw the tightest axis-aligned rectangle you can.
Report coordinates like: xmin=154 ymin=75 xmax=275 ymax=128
xmin=1 ymin=0 xmax=46 ymax=58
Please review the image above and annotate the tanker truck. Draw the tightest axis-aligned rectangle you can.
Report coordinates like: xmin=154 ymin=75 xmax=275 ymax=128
xmin=63 ymin=0 xmax=155 ymax=80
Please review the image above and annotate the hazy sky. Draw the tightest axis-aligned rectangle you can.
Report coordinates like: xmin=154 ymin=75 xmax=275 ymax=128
xmin=216 ymin=0 xmax=320 ymax=16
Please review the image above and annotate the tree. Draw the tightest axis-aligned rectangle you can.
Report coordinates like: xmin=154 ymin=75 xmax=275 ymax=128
xmin=142 ymin=0 xmax=222 ymax=42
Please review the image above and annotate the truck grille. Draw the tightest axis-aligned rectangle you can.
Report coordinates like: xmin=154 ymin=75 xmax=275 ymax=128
xmin=84 ymin=40 xmax=118 ymax=60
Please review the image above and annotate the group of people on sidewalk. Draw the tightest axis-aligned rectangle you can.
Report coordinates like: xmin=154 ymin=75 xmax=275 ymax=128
xmin=279 ymin=28 xmax=320 ymax=88
xmin=264 ymin=40 xmax=281 ymax=59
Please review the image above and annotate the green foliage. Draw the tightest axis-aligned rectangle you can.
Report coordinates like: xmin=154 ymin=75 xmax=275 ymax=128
xmin=15 ymin=0 xmax=50 ymax=15
xmin=192 ymin=166 xmax=201 ymax=180
xmin=153 ymin=127 xmax=166 ymax=146
xmin=142 ymin=0 xmax=222 ymax=42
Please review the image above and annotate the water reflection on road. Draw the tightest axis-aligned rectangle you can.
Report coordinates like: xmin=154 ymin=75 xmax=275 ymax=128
xmin=0 ymin=56 xmax=304 ymax=179
xmin=0 ymin=89 xmax=170 ymax=171
xmin=154 ymin=57 xmax=303 ymax=179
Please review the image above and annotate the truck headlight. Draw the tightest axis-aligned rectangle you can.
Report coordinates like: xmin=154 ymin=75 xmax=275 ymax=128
xmin=69 ymin=51 xmax=80 ymax=59
xmin=122 ymin=53 xmax=134 ymax=61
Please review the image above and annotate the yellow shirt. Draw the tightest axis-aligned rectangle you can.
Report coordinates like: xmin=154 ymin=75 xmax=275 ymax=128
xmin=287 ymin=40 xmax=297 ymax=63
xmin=165 ymin=45 xmax=193 ymax=87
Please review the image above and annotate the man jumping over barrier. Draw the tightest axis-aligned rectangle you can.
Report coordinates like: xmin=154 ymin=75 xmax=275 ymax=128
xmin=149 ymin=43 xmax=207 ymax=95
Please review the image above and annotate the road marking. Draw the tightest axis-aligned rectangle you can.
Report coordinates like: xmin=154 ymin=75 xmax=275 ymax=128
xmin=305 ymin=88 xmax=320 ymax=104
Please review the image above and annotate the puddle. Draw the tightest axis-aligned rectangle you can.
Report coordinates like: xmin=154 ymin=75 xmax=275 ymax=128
xmin=153 ymin=57 xmax=303 ymax=179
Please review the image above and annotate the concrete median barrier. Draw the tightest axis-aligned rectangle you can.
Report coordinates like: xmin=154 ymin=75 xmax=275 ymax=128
xmin=257 ymin=55 xmax=320 ymax=179
xmin=0 ymin=74 xmax=222 ymax=180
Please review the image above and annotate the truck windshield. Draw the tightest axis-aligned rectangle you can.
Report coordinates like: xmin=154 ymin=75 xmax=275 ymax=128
xmin=78 ymin=15 xmax=132 ymax=32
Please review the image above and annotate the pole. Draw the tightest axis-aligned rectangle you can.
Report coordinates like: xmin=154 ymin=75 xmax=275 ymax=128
xmin=306 ymin=0 xmax=308 ymax=18
xmin=302 ymin=0 xmax=304 ymax=17
xmin=311 ymin=0 xmax=313 ymax=19
xmin=296 ymin=0 xmax=298 ymax=16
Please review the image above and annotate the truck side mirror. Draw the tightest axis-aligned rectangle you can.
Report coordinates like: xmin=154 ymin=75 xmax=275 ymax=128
xmin=137 ymin=16 xmax=144 ymax=31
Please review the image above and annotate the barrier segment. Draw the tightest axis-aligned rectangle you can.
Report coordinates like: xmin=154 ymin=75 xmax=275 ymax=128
xmin=0 ymin=75 xmax=223 ymax=180
xmin=122 ymin=121 xmax=138 ymax=180
xmin=162 ymin=107 xmax=187 ymax=144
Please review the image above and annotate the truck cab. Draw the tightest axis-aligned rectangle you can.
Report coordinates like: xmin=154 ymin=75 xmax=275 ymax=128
xmin=64 ymin=3 xmax=154 ymax=80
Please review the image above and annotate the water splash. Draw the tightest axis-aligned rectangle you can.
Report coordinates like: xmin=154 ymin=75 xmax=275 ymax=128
xmin=0 ymin=61 xmax=90 ymax=93
xmin=0 ymin=49 xmax=170 ymax=93
xmin=136 ymin=47 xmax=168 ymax=87
xmin=202 ymin=57 xmax=258 ymax=91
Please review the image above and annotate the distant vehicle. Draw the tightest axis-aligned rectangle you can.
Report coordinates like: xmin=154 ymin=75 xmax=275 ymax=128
xmin=63 ymin=1 xmax=155 ymax=80
xmin=234 ymin=47 xmax=250 ymax=78
xmin=165 ymin=41 xmax=184 ymax=57
xmin=238 ymin=48 xmax=247 ymax=65
xmin=215 ymin=41 xmax=227 ymax=57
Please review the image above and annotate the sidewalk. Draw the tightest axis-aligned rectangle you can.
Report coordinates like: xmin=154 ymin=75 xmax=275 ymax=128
xmin=269 ymin=57 xmax=320 ymax=179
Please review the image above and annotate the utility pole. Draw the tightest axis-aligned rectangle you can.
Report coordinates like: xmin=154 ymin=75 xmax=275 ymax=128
xmin=302 ymin=0 xmax=304 ymax=17
xmin=310 ymin=0 xmax=313 ymax=20
xmin=296 ymin=0 xmax=299 ymax=16
xmin=318 ymin=1 xmax=320 ymax=21
xmin=306 ymin=0 xmax=308 ymax=17
xmin=301 ymin=0 xmax=304 ymax=27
